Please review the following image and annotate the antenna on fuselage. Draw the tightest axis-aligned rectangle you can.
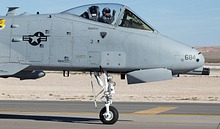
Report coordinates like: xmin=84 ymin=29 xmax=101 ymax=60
xmin=6 ymin=7 xmax=19 ymax=16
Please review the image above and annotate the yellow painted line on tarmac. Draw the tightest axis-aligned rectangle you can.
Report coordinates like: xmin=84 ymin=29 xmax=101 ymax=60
xmin=134 ymin=106 xmax=178 ymax=115
xmin=158 ymin=114 xmax=220 ymax=117
xmin=1 ymin=109 xmax=220 ymax=117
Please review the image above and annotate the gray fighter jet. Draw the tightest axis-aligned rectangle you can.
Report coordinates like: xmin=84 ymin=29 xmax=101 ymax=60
xmin=0 ymin=3 xmax=209 ymax=124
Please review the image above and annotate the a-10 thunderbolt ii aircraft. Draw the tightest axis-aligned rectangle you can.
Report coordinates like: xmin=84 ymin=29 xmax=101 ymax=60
xmin=0 ymin=3 xmax=210 ymax=124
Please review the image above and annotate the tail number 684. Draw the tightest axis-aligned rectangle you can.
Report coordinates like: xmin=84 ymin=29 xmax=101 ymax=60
xmin=185 ymin=54 xmax=196 ymax=60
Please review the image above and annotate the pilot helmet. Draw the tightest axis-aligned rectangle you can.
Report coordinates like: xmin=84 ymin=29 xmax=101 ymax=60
xmin=102 ymin=7 xmax=111 ymax=15
xmin=89 ymin=6 xmax=99 ymax=17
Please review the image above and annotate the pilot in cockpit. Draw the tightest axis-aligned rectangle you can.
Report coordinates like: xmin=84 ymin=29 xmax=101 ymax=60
xmin=99 ymin=7 xmax=116 ymax=24
xmin=81 ymin=6 xmax=100 ymax=21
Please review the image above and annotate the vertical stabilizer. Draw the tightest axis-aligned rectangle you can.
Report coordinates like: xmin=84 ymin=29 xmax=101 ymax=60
xmin=6 ymin=7 xmax=19 ymax=16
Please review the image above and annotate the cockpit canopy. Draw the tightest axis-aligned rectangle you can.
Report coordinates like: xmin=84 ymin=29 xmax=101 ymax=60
xmin=62 ymin=3 xmax=154 ymax=31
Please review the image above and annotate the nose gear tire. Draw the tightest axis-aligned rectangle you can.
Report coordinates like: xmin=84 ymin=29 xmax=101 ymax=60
xmin=99 ymin=106 xmax=119 ymax=124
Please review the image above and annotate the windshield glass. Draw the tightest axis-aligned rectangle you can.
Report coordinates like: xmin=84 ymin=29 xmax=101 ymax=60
xmin=62 ymin=3 xmax=124 ymax=25
xmin=119 ymin=9 xmax=154 ymax=31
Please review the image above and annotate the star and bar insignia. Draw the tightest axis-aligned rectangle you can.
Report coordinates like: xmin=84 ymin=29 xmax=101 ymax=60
xmin=23 ymin=32 xmax=48 ymax=46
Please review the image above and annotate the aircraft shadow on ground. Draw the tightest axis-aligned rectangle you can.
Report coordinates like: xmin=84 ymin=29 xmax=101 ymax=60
xmin=0 ymin=113 xmax=132 ymax=124
xmin=0 ymin=114 xmax=102 ymax=124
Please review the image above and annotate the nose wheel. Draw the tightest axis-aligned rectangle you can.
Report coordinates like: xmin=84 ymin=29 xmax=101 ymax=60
xmin=99 ymin=106 xmax=119 ymax=124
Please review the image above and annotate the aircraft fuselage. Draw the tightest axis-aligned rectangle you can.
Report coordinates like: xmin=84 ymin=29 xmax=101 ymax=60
xmin=0 ymin=13 xmax=204 ymax=75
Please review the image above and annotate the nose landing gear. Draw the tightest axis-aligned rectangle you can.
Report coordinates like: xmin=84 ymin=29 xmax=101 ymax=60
xmin=92 ymin=70 xmax=119 ymax=124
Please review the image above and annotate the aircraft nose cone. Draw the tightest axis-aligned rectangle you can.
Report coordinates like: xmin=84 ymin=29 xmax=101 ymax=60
xmin=198 ymin=53 xmax=205 ymax=64
xmin=194 ymin=50 xmax=205 ymax=68
xmin=199 ymin=51 xmax=205 ymax=60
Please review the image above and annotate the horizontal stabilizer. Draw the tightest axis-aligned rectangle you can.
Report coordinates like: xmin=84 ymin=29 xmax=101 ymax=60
xmin=127 ymin=68 xmax=172 ymax=84
xmin=0 ymin=63 xmax=29 ymax=76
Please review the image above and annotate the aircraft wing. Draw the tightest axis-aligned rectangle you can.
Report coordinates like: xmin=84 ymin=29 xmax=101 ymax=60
xmin=0 ymin=63 xmax=29 ymax=76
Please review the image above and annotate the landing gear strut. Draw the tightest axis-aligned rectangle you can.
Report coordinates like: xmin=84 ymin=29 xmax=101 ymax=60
xmin=93 ymin=70 xmax=119 ymax=124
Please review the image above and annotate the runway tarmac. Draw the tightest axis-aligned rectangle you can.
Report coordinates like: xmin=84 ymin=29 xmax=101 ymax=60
xmin=0 ymin=101 xmax=220 ymax=129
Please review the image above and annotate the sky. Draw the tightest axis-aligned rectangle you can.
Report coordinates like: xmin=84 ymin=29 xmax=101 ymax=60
xmin=0 ymin=0 xmax=219 ymax=47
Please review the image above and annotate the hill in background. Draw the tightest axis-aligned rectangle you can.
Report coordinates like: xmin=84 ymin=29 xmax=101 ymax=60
xmin=196 ymin=46 xmax=220 ymax=63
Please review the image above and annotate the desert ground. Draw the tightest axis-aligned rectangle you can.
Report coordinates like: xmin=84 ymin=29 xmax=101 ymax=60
xmin=0 ymin=63 xmax=219 ymax=103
